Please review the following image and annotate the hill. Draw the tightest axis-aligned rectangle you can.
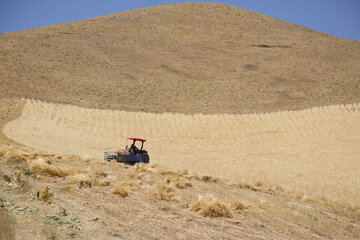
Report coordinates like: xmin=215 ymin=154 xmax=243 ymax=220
xmin=1 ymin=2 xmax=360 ymax=239
xmin=0 ymin=2 xmax=359 ymax=114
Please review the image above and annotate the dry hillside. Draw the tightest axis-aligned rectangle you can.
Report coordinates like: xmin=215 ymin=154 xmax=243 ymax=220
xmin=0 ymin=2 xmax=359 ymax=114
xmin=0 ymin=132 xmax=359 ymax=239
xmin=1 ymin=2 xmax=360 ymax=239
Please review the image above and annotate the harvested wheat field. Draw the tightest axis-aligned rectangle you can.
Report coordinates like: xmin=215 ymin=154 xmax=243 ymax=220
xmin=4 ymin=99 xmax=360 ymax=209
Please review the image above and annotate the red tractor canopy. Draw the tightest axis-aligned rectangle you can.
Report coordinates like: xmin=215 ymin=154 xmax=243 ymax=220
xmin=128 ymin=137 xmax=146 ymax=142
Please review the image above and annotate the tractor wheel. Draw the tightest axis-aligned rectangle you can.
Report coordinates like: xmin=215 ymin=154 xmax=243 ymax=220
xmin=144 ymin=155 xmax=150 ymax=164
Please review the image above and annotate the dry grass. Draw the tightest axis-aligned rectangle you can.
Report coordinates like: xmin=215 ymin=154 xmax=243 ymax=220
xmin=236 ymin=182 xmax=258 ymax=191
xmin=4 ymin=154 xmax=28 ymax=171
xmin=5 ymin=154 xmax=26 ymax=165
xmin=189 ymin=196 xmax=233 ymax=218
xmin=119 ymin=178 xmax=140 ymax=189
xmin=229 ymin=201 xmax=246 ymax=211
xmin=66 ymin=165 xmax=109 ymax=187
xmin=30 ymin=157 xmax=75 ymax=177
xmin=148 ymin=183 xmax=175 ymax=201
xmin=124 ymin=171 xmax=142 ymax=180
xmin=67 ymin=173 xmax=94 ymax=188
xmin=22 ymin=153 xmax=39 ymax=161
xmin=166 ymin=176 xmax=192 ymax=189
xmin=88 ymin=165 xmax=107 ymax=178
xmin=68 ymin=174 xmax=109 ymax=188
xmin=251 ymin=200 xmax=267 ymax=209
xmin=158 ymin=169 xmax=177 ymax=176
xmin=111 ymin=187 xmax=128 ymax=198
xmin=135 ymin=163 xmax=151 ymax=173
xmin=200 ymin=175 xmax=219 ymax=183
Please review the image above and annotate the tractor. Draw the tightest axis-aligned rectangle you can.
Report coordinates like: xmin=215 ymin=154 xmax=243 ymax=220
xmin=104 ymin=138 xmax=149 ymax=164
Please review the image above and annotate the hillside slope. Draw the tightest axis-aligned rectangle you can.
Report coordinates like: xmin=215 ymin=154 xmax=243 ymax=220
xmin=1 ymin=2 xmax=359 ymax=114
xmin=1 ymin=142 xmax=359 ymax=239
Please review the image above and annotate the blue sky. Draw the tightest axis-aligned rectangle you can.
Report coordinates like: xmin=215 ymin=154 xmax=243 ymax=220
xmin=0 ymin=0 xmax=359 ymax=40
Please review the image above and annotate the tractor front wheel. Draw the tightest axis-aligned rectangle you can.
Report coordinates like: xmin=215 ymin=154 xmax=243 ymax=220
xmin=144 ymin=155 xmax=150 ymax=164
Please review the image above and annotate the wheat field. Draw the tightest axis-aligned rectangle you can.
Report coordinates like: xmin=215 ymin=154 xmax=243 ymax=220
xmin=3 ymin=99 xmax=360 ymax=208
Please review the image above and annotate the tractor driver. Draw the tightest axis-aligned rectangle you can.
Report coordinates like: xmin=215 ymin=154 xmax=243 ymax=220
xmin=130 ymin=144 xmax=139 ymax=154
xmin=121 ymin=145 xmax=130 ymax=155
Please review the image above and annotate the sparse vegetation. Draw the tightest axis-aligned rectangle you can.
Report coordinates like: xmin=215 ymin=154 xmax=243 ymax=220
xmin=229 ymin=201 xmax=246 ymax=211
xmin=66 ymin=169 xmax=109 ymax=188
xmin=148 ymin=183 xmax=175 ymax=201
xmin=5 ymin=154 xmax=26 ymax=167
xmin=165 ymin=176 xmax=192 ymax=189
xmin=41 ymin=187 xmax=54 ymax=200
xmin=189 ymin=196 xmax=232 ymax=218
xmin=236 ymin=182 xmax=257 ymax=191
xmin=59 ymin=186 xmax=72 ymax=193
xmin=119 ymin=178 xmax=139 ymax=189
xmin=31 ymin=157 xmax=75 ymax=177
xmin=23 ymin=166 xmax=33 ymax=176
xmin=200 ymin=175 xmax=219 ymax=183
xmin=3 ymin=175 xmax=11 ymax=183
xmin=111 ymin=187 xmax=128 ymax=198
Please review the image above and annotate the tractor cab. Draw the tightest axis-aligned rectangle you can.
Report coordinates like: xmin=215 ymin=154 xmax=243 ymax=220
xmin=128 ymin=138 xmax=147 ymax=155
